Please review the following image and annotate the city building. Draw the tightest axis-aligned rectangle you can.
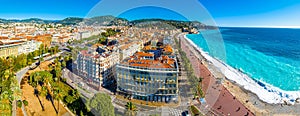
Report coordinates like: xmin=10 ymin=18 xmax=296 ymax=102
xmin=116 ymin=45 xmax=179 ymax=102
xmin=119 ymin=41 xmax=142 ymax=61
xmin=18 ymin=40 xmax=42 ymax=54
xmin=0 ymin=40 xmax=21 ymax=57
xmin=73 ymin=45 xmax=120 ymax=87
xmin=0 ymin=40 xmax=41 ymax=58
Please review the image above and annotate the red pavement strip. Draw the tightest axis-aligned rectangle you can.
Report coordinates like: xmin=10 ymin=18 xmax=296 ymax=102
xmin=181 ymin=38 xmax=255 ymax=116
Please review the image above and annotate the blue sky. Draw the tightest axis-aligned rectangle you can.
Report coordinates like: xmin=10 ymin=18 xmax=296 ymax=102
xmin=0 ymin=0 xmax=99 ymax=20
xmin=200 ymin=0 xmax=300 ymax=27
xmin=118 ymin=7 xmax=189 ymax=21
xmin=0 ymin=0 xmax=300 ymax=27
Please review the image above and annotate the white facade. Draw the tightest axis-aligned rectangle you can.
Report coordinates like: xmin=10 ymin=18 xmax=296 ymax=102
xmin=74 ymin=47 xmax=120 ymax=86
xmin=18 ymin=40 xmax=42 ymax=54
xmin=119 ymin=42 xmax=141 ymax=61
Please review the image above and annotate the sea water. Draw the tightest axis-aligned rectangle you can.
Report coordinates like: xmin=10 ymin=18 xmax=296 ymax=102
xmin=187 ymin=27 xmax=300 ymax=91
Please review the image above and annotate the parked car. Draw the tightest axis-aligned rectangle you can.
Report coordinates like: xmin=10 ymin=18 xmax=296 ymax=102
xmin=181 ymin=110 xmax=190 ymax=116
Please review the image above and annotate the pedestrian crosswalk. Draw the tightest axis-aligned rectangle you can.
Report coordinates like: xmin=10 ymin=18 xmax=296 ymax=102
xmin=135 ymin=106 xmax=186 ymax=116
xmin=168 ymin=107 xmax=183 ymax=116
xmin=161 ymin=107 xmax=183 ymax=116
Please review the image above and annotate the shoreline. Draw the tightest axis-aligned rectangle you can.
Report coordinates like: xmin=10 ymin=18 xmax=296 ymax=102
xmin=183 ymin=34 xmax=300 ymax=105
xmin=181 ymin=33 xmax=300 ymax=115
xmin=179 ymin=33 xmax=254 ymax=116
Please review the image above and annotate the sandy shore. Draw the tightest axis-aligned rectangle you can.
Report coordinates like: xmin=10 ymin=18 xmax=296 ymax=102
xmin=180 ymin=33 xmax=300 ymax=115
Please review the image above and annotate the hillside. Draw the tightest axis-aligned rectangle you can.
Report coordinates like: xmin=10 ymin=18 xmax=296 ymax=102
xmin=0 ymin=16 xmax=217 ymax=29
xmin=0 ymin=18 xmax=57 ymax=24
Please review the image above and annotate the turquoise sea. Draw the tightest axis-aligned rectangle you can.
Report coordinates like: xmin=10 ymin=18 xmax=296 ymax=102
xmin=187 ymin=27 xmax=300 ymax=91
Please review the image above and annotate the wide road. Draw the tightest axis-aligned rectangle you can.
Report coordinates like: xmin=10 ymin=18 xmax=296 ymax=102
xmin=62 ymin=69 xmax=130 ymax=115
xmin=62 ymin=69 xmax=95 ymax=99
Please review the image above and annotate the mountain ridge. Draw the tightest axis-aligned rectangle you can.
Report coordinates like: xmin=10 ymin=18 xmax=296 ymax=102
xmin=0 ymin=15 xmax=216 ymax=29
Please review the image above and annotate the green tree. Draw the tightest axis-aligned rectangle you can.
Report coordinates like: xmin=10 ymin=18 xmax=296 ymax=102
xmin=0 ymin=91 xmax=12 ymax=115
xmin=67 ymin=46 xmax=73 ymax=51
xmin=71 ymin=89 xmax=80 ymax=99
xmin=54 ymin=45 xmax=59 ymax=54
xmin=62 ymin=61 xmax=66 ymax=69
xmin=39 ymin=86 xmax=48 ymax=108
xmin=53 ymin=87 xmax=63 ymax=115
xmin=17 ymin=100 xmax=22 ymax=108
xmin=3 ymin=70 xmax=10 ymax=80
xmin=41 ymin=71 xmax=53 ymax=85
xmin=11 ymin=78 xmax=21 ymax=101
xmin=39 ymin=44 xmax=45 ymax=55
xmin=23 ymin=100 xmax=28 ymax=106
xmin=64 ymin=95 xmax=75 ymax=105
xmin=88 ymin=93 xmax=114 ymax=116
xmin=125 ymin=102 xmax=137 ymax=116
xmin=98 ymin=37 xmax=107 ymax=44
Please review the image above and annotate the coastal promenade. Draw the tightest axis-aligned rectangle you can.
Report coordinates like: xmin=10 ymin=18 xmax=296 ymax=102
xmin=178 ymin=33 xmax=254 ymax=116
xmin=178 ymin=32 xmax=300 ymax=115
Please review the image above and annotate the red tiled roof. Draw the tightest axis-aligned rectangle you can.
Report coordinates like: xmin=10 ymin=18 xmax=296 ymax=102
xmin=0 ymin=36 xmax=9 ymax=40
xmin=80 ymin=50 xmax=93 ymax=57
xmin=135 ymin=52 xmax=154 ymax=57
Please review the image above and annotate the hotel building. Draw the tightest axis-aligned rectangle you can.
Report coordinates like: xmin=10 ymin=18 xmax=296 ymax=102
xmin=116 ymin=45 xmax=179 ymax=102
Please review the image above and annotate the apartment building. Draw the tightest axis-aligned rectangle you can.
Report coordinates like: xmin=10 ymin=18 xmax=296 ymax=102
xmin=119 ymin=41 xmax=142 ymax=61
xmin=74 ymin=46 xmax=120 ymax=86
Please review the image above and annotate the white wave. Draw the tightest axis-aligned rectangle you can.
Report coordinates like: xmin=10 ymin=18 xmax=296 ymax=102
xmin=184 ymin=34 xmax=300 ymax=105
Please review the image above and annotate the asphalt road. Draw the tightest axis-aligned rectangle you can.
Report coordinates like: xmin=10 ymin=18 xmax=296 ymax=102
xmin=62 ymin=69 xmax=130 ymax=115
xmin=62 ymin=69 xmax=94 ymax=99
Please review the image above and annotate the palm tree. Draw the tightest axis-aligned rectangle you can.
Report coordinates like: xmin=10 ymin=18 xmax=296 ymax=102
xmin=55 ymin=62 xmax=62 ymax=79
xmin=53 ymin=67 xmax=63 ymax=115
xmin=53 ymin=87 xmax=63 ymax=115
xmin=34 ymin=74 xmax=41 ymax=88
xmin=125 ymin=102 xmax=137 ymax=116
xmin=64 ymin=56 xmax=70 ymax=62
xmin=54 ymin=58 xmax=59 ymax=65
xmin=1 ymin=70 xmax=10 ymax=93
xmin=197 ymin=83 xmax=204 ymax=98
xmin=10 ymin=77 xmax=21 ymax=101
xmin=0 ymin=91 xmax=12 ymax=115
xmin=72 ymin=89 xmax=80 ymax=99
xmin=40 ymin=86 xmax=48 ymax=109
xmin=33 ymin=88 xmax=45 ymax=111
xmin=61 ymin=61 xmax=66 ymax=69
xmin=6 ymin=57 xmax=14 ymax=71
xmin=4 ymin=70 xmax=10 ymax=80
xmin=42 ymin=72 xmax=53 ymax=93
xmin=43 ymin=85 xmax=49 ymax=97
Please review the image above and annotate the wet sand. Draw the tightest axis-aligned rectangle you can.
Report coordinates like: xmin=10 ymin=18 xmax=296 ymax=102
xmin=180 ymin=33 xmax=300 ymax=116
